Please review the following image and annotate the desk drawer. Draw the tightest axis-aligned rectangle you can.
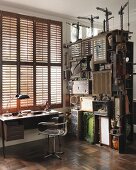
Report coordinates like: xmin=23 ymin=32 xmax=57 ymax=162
xmin=4 ymin=121 xmax=24 ymax=141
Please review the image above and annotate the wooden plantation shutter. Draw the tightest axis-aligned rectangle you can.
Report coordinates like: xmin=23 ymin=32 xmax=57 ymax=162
xmin=36 ymin=21 xmax=48 ymax=63
xmin=51 ymin=66 xmax=62 ymax=104
xmin=35 ymin=20 xmax=49 ymax=106
xmin=36 ymin=66 xmax=48 ymax=105
xmin=20 ymin=66 xmax=33 ymax=108
xmin=20 ymin=17 xmax=33 ymax=109
xmin=0 ymin=11 xmax=63 ymax=113
xmin=2 ymin=65 xmax=17 ymax=110
xmin=50 ymin=23 xmax=62 ymax=105
xmin=1 ymin=13 xmax=17 ymax=112
xmin=20 ymin=18 xmax=33 ymax=62
xmin=50 ymin=24 xmax=62 ymax=63
xmin=2 ymin=15 xmax=17 ymax=61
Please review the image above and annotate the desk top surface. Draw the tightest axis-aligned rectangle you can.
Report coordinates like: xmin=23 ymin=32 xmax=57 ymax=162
xmin=0 ymin=110 xmax=61 ymax=121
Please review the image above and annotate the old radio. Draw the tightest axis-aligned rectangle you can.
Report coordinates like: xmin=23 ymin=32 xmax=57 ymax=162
xmin=71 ymin=80 xmax=92 ymax=94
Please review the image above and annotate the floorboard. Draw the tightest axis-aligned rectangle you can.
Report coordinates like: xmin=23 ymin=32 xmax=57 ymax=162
xmin=0 ymin=135 xmax=136 ymax=170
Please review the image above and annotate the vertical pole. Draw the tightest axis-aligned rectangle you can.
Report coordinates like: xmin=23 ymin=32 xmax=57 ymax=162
xmin=106 ymin=8 xmax=109 ymax=32
xmin=128 ymin=0 xmax=130 ymax=32
xmin=91 ymin=15 xmax=93 ymax=37
xmin=103 ymin=19 xmax=106 ymax=32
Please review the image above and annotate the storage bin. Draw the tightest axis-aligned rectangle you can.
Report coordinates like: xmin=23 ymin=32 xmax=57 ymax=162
xmin=83 ymin=112 xmax=95 ymax=144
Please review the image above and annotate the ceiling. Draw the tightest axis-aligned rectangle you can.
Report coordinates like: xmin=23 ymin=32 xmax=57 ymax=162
xmin=0 ymin=0 xmax=136 ymax=25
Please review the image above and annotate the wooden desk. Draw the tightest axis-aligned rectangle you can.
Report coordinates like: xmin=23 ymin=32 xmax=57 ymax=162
xmin=0 ymin=110 xmax=60 ymax=158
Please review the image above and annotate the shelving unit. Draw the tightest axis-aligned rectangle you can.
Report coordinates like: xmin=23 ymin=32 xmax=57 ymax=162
xmin=66 ymin=29 xmax=133 ymax=153
xmin=67 ymin=38 xmax=93 ymax=139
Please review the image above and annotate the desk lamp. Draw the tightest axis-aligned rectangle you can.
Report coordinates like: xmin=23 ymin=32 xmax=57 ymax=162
xmin=16 ymin=94 xmax=30 ymax=99
xmin=15 ymin=94 xmax=30 ymax=116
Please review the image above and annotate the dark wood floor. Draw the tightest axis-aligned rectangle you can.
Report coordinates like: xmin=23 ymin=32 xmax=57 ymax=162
xmin=0 ymin=135 xmax=136 ymax=170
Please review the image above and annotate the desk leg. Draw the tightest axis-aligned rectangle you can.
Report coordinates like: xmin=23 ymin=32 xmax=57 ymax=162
xmin=1 ymin=121 xmax=5 ymax=158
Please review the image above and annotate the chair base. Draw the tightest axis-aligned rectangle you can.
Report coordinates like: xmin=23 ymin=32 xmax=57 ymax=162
xmin=44 ymin=152 xmax=63 ymax=159
xmin=44 ymin=135 xmax=64 ymax=160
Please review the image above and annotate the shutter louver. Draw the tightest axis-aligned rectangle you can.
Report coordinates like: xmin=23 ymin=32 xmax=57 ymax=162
xmin=2 ymin=15 xmax=17 ymax=61
xmin=50 ymin=24 xmax=62 ymax=63
xmin=36 ymin=21 xmax=48 ymax=63
xmin=2 ymin=65 xmax=17 ymax=110
xmin=20 ymin=18 xmax=33 ymax=62
xmin=36 ymin=66 xmax=48 ymax=105
xmin=51 ymin=66 xmax=62 ymax=104
xmin=20 ymin=66 xmax=33 ymax=107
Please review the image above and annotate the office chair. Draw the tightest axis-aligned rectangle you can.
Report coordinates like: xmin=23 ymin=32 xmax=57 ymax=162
xmin=38 ymin=114 xmax=67 ymax=159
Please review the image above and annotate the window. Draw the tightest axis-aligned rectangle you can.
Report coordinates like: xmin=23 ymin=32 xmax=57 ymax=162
xmin=86 ymin=27 xmax=100 ymax=38
xmin=0 ymin=11 xmax=62 ymax=113
xmin=71 ymin=25 xmax=82 ymax=43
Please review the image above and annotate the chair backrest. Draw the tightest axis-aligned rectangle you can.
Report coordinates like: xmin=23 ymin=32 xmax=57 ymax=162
xmin=61 ymin=120 xmax=68 ymax=136
xmin=52 ymin=113 xmax=67 ymax=136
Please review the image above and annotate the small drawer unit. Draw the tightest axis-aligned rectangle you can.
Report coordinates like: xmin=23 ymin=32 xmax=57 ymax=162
xmin=4 ymin=120 xmax=24 ymax=141
xmin=71 ymin=109 xmax=83 ymax=139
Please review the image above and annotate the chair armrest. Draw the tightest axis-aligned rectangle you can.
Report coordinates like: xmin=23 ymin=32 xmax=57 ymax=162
xmin=54 ymin=120 xmax=68 ymax=126
xmin=38 ymin=122 xmax=56 ymax=132
xmin=38 ymin=121 xmax=67 ymax=127
xmin=38 ymin=122 xmax=55 ymax=126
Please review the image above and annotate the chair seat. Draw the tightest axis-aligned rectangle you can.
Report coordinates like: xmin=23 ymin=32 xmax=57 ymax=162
xmin=40 ymin=129 xmax=64 ymax=136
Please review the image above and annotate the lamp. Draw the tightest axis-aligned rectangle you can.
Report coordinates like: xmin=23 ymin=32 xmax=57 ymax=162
xmin=16 ymin=94 xmax=30 ymax=99
xmin=15 ymin=94 xmax=30 ymax=116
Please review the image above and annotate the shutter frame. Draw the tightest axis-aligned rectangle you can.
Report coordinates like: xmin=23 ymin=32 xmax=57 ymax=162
xmin=0 ymin=11 xmax=63 ymax=113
